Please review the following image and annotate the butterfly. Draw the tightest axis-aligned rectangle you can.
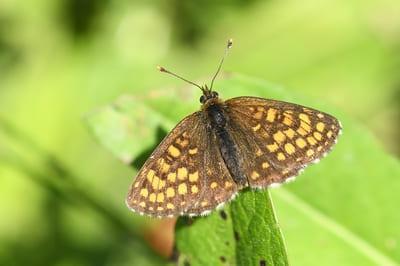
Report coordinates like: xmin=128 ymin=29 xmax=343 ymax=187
xmin=126 ymin=39 xmax=341 ymax=217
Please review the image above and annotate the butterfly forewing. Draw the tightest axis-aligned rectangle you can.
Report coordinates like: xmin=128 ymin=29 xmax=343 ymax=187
xmin=126 ymin=112 xmax=207 ymax=216
xmin=225 ymin=97 xmax=341 ymax=187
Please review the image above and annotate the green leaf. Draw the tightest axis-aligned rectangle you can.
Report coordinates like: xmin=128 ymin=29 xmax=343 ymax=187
xmin=230 ymin=189 xmax=288 ymax=265
xmin=84 ymin=95 xmax=176 ymax=164
xmin=175 ymin=189 xmax=288 ymax=266
xmin=174 ymin=206 xmax=235 ymax=265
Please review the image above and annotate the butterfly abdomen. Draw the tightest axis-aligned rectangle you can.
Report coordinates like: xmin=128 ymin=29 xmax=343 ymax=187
xmin=204 ymin=98 xmax=247 ymax=186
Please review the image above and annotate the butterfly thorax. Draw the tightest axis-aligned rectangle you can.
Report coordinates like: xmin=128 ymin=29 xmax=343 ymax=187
xmin=200 ymin=91 xmax=247 ymax=187
xmin=201 ymin=97 xmax=226 ymax=130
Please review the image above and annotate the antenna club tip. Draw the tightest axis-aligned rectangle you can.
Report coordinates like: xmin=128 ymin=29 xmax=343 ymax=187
xmin=157 ymin=66 xmax=166 ymax=72
xmin=227 ymin=38 xmax=233 ymax=48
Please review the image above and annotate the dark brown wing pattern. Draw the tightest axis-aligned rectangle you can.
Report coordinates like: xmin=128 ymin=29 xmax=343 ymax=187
xmin=225 ymin=96 xmax=342 ymax=188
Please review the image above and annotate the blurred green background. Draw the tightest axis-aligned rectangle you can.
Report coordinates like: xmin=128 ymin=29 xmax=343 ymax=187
xmin=1 ymin=0 xmax=399 ymax=265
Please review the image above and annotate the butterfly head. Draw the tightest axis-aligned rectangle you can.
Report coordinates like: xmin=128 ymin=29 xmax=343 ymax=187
xmin=200 ymin=86 xmax=219 ymax=104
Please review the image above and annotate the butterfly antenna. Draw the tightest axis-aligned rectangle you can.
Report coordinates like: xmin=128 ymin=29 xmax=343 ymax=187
xmin=210 ymin=38 xmax=233 ymax=91
xmin=157 ymin=66 xmax=204 ymax=93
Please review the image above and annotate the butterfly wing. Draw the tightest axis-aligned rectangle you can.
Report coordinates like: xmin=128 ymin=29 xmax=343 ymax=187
xmin=225 ymin=96 xmax=341 ymax=188
xmin=126 ymin=111 xmax=237 ymax=217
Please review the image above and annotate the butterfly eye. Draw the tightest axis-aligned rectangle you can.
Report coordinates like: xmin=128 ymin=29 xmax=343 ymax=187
xmin=200 ymin=95 xmax=206 ymax=103
xmin=211 ymin=91 xmax=219 ymax=98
